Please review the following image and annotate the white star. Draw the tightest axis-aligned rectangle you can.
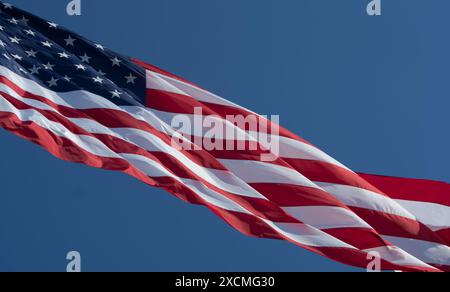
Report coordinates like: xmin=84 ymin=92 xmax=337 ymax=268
xmin=19 ymin=67 xmax=28 ymax=74
xmin=58 ymin=52 xmax=70 ymax=59
xmin=3 ymin=3 xmax=13 ymax=9
xmin=11 ymin=54 xmax=22 ymax=60
xmin=9 ymin=18 xmax=18 ymax=25
xmin=64 ymin=35 xmax=76 ymax=46
xmin=24 ymin=29 xmax=36 ymax=36
xmin=0 ymin=26 xmax=4 ymax=31
xmin=63 ymin=75 xmax=72 ymax=82
xmin=20 ymin=16 xmax=30 ymax=25
xmin=9 ymin=36 xmax=21 ymax=44
xmin=48 ymin=22 xmax=58 ymax=28
xmin=41 ymin=41 xmax=53 ymax=48
xmin=95 ymin=44 xmax=105 ymax=50
xmin=97 ymin=70 xmax=106 ymax=76
xmin=0 ymin=40 xmax=5 ymax=48
xmin=43 ymin=62 xmax=55 ymax=71
xmin=29 ymin=65 xmax=40 ymax=75
xmin=125 ymin=73 xmax=137 ymax=84
xmin=92 ymin=76 xmax=104 ymax=84
xmin=111 ymin=57 xmax=122 ymax=67
xmin=110 ymin=90 xmax=123 ymax=98
xmin=3 ymin=54 xmax=11 ymax=60
xmin=25 ymin=49 xmax=37 ymax=58
xmin=79 ymin=53 xmax=91 ymax=63
xmin=47 ymin=77 xmax=58 ymax=87
xmin=75 ymin=64 xmax=86 ymax=71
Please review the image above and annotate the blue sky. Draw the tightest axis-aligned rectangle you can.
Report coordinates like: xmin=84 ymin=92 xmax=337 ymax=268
xmin=0 ymin=0 xmax=448 ymax=271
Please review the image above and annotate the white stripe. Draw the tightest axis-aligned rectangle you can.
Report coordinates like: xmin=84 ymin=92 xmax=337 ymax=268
xmin=147 ymin=70 xmax=245 ymax=109
xmin=219 ymin=159 xmax=318 ymax=188
xmin=278 ymin=135 xmax=350 ymax=170
xmin=383 ymin=235 xmax=450 ymax=266
xmin=363 ymin=245 xmax=435 ymax=269
xmin=146 ymin=70 xmax=190 ymax=97
xmin=395 ymin=199 xmax=450 ymax=231
xmin=283 ymin=206 xmax=371 ymax=230
xmin=263 ymin=221 xmax=354 ymax=248
xmin=0 ymin=65 xmax=125 ymax=110
xmin=316 ymin=182 xmax=417 ymax=220
xmin=121 ymin=105 xmax=189 ymax=136
xmin=0 ymin=95 xmax=120 ymax=159
xmin=0 ymin=83 xmax=57 ymax=111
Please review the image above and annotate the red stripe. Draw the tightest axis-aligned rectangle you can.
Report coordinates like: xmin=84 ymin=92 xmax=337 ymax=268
xmin=324 ymin=228 xmax=394 ymax=250
xmin=350 ymin=207 xmax=447 ymax=244
xmin=250 ymin=183 xmax=345 ymax=207
xmin=358 ymin=173 xmax=450 ymax=206
xmin=436 ymin=228 xmax=450 ymax=244
xmin=131 ymin=58 xmax=201 ymax=88
xmin=285 ymin=158 xmax=385 ymax=196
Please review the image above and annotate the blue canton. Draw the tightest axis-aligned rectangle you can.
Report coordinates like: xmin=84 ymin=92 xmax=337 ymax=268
xmin=0 ymin=2 xmax=146 ymax=106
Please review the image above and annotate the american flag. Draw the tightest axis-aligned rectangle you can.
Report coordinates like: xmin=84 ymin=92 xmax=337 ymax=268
xmin=0 ymin=2 xmax=449 ymax=272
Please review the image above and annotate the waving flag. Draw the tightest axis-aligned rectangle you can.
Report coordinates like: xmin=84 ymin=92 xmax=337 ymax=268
xmin=0 ymin=2 xmax=449 ymax=272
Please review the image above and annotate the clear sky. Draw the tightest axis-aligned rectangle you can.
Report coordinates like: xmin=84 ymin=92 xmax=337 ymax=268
xmin=0 ymin=0 xmax=448 ymax=272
